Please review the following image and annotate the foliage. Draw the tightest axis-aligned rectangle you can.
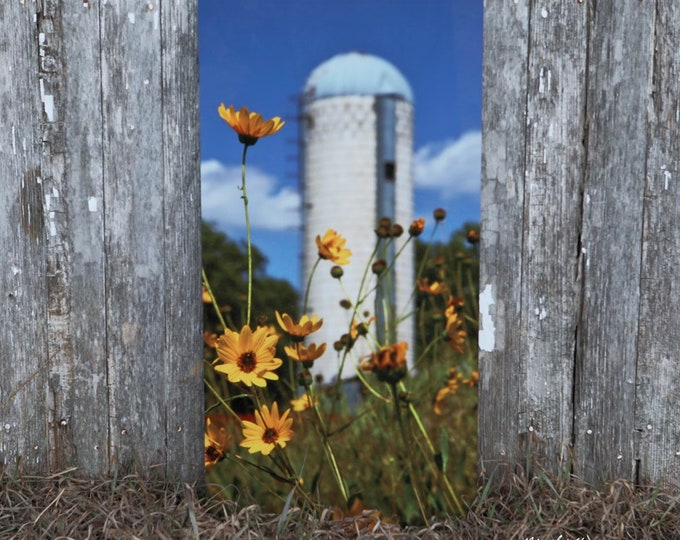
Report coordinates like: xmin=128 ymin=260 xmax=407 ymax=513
xmin=202 ymin=221 xmax=299 ymax=330
xmin=203 ymin=216 xmax=480 ymax=524
xmin=204 ymin=104 xmax=480 ymax=526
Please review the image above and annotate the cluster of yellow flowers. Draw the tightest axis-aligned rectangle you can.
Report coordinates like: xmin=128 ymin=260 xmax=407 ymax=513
xmin=205 ymin=106 xmax=477 ymax=518
xmin=207 ymin=306 xmax=330 ymax=459
xmin=433 ymin=367 xmax=479 ymax=415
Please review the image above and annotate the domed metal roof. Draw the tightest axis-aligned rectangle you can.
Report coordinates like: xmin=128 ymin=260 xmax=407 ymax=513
xmin=304 ymin=52 xmax=413 ymax=103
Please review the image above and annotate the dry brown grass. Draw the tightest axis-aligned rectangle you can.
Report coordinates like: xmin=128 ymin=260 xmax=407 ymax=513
xmin=1 ymin=468 xmax=679 ymax=539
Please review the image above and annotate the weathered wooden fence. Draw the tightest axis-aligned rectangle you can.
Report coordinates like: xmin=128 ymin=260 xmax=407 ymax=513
xmin=480 ymin=1 xmax=680 ymax=486
xmin=0 ymin=2 xmax=202 ymax=482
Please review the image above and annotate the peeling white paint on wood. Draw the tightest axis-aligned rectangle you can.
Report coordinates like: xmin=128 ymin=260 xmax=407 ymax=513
xmin=39 ymin=78 xmax=54 ymax=121
xmin=88 ymin=196 xmax=98 ymax=212
xmin=479 ymin=284 xmax=496 ymax=352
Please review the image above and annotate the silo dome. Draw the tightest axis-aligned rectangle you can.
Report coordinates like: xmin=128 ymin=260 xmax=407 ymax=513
xmin=304 ymin=52 xmax=414 ymax=103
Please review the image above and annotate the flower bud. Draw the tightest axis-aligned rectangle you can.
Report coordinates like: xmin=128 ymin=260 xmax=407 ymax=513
xmin=408 ymin=218 xmax=425 ymax=237
xmin=433 ymin=208 xmax=447 ymax=222
xmin=330 ymin=265 xmax=344 ymax=279
xmin=466 ymin=229 xmax=480 ymax=244
xmin=372 ymin=259 xmax=388 ymax=275
xmin=391 ymin=224 xmax=404 ymax=238
xmin=375 ymin=217 xmax=392 ymax=238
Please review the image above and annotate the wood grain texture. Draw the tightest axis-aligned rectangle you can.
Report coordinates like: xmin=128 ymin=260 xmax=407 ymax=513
xmin=0 ymin=1 xmax=50 ymax=472
xmin=479 ymin=0 xmax=530 ymax=481
xmin=635 ymin=2 xmax=680 ymax=484
xmin=518 ymin=0 xmax=587 ymax=477
xmin=573 ymin=0 xmax=653 ymax=484
xmin=0 ymin=1 xmax=201 ymax=482
xmin=481 ymin=0 xmax=679 ymax=486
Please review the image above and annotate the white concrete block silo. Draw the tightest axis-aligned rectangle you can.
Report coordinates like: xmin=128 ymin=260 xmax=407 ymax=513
xmin=300 ymin=52 xmax=415 ymax=382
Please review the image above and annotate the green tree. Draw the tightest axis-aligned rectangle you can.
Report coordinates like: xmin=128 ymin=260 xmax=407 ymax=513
xmin=202 ymin=221 xmax=299 ymax=331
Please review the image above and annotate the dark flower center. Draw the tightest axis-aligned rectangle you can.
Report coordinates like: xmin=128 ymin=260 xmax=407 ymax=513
xmin=262 ymin=428 xmax=278 ymax=444
xmin=238 ymin=351 xmax=257 ymax=373
xmin=238 ymin=134 xmax=259 ymax=146
xmin=205 ymin=446 xmax=224 ymax=462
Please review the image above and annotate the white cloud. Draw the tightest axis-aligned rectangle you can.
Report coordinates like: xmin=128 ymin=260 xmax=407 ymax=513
xmin=201 ymin=159 xmax=301 ymax=231
xmin=414 ymin=131 xmax=481 ymax=198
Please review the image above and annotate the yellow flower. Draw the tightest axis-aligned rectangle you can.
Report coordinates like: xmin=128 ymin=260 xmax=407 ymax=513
xmin=316 ymin=229 xmax=352 ymax=265
xmin=361 ymin=342 xmax=408 ymax=383
xmin=214 ymin=325 xmax=282 ymax=387
xmin=290 ymin=392 xmax=317 ymax=412
xmin=433 ymin=368 xmax=463 ymax=415
xmin=284 ymin=342 xmax=327 ymax=362
xmin=417 ymin=278 xmax=447 ymax=295
xmin=276 ymin=311 xmax=323 ymax=340
xmin=204 ymin=416 xmax=231 ymax=468
xmin=203 ymin=330 xmax=218 ymax=348
xmin=218 ymin=104 xmax=285 ymax=146
xmin=463 ymin=370 xmax=479 ymax=388
xmin=445 ymin=306 xmax=467 ymax=354
xmin=240 ymin=402 xmax=293 ymax=456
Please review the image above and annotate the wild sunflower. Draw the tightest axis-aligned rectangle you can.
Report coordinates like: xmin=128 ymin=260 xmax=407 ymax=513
xmin=218 ymin=104 xmax=285 ymax=146
xmin=290 ymin=392 xmax=317 ymax=412
xmin=214 ymin=325 xmax=282 ymax=387
xmin=240 ymin=402 xmax=293 ymax=456
xmin=349 ymin=317 xmax=374 ymax=340
xmin=316 ymin=229 xmax=352 ymax=265
xmin=361 ymin=342 xmax=408 ymax=383
xmin=417 ymin=278 xmax=448 ymax=295
xmin=445 ymin=305 xmax=467 ymax=354
xmin=204 ymin=416 xmax=231 ymax=468
xmin=275 ymin=311 xmax=323 ymax=340
xmin=433 ymin=368 xmax=463 ymax=415
xmin=284 ymin=342 xmax=327 ymax=363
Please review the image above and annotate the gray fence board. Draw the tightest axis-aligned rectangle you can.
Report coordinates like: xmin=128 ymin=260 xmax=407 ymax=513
xmin=1 ymin=0 xmax=49 ymax=471
xmin=478 ymin=0 xmax=529 ymax=479
xmin=0 ymin=1 xmax=201 ymax=482
xmin=636 ymin=2 xmax=680 ymax=484
xmin=481 ymin=0 xmax=680 ymax=486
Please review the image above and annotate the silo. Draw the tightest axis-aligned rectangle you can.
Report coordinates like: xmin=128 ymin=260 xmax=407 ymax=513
xmin=300 ymin=52 xmax=415 ymax=382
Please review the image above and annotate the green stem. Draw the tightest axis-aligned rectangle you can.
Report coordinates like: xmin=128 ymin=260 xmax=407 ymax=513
xmin=204 ymin=377 xmax=242 ymax=426
xmin=202 ymin=268 xmax=227 ymax=330
xmin=302 ymin=257 xmax=321 ymax=314
xmin=240 ymin=144 xmax=253 ymax=326
xmin=390 ymin=383 xmax=429 ymax=525
xmin=301 ymin=376 xmax=349 ymax=503
xmin=398 ymin=380 xmax=464 ymax=515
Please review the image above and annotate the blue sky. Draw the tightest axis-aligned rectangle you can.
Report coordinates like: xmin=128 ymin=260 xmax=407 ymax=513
xmin=198 ymin=0 xmax=483 ymax=290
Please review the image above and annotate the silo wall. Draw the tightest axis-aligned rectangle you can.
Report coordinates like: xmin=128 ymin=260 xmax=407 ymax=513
xmin=301 ymin=94 xmax=414 ymax=382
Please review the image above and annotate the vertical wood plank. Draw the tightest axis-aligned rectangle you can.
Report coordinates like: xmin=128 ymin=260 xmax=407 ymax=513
xmin=518 ymin=0 xmax=587 ymax=475
xmin=37 ymin=0 xmax=110 ymax=475
xmin=478 ymin=0 xmax=529 ymax=481
xmin=160 ymin=1 xmax=203 ymax=481
xmin=572 ymin=1 xmax=654 ymax=484
xmin=0 ymin=1 xmax=49 ymax=471
xmin=99 ymin=1 xmax=167 ymax=473
xmin=2 ymin=1 xmax=201 ymax=481
xmin=636 ymin=2 xmax=680 ymax=483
